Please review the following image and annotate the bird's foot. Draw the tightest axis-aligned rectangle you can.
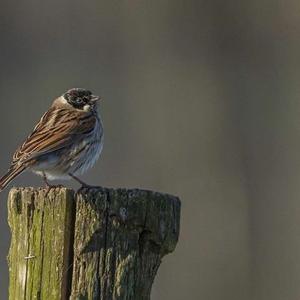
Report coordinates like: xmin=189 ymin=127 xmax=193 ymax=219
xmin=42 ymin=172 xmax=65 ymax=195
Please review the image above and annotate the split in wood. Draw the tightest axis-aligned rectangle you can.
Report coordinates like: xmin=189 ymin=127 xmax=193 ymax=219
xmin=7 ymin=187 xmax=181 ymax=300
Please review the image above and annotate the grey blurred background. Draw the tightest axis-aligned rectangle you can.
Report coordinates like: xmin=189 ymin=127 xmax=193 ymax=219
xmin=0 ymin=1 xmax=300 ymax=299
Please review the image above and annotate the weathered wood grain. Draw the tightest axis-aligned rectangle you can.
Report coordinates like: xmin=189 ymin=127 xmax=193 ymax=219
xmin=70 ymin=188 xmax=181 ymax=300
xmin=7 ymin=188 xmax=75 ymax=300
xmin=8 ymin=187 xmax=181 ymax=300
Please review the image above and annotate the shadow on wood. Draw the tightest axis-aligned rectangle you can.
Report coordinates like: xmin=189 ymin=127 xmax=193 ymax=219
xmin=7 ymin=187 xmax=181 ymax=300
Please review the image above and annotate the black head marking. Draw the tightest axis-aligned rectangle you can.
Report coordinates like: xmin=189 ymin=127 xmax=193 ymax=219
xmin=63 ymin=88 xmax=93 ymax=109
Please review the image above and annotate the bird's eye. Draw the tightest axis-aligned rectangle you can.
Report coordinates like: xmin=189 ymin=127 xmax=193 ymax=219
xmin=75 ymin=98 xmax=84 ymax=105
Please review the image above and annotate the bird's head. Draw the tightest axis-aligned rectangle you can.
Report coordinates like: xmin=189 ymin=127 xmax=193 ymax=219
xmin=63 ymin=88 xmax=101 ymax=111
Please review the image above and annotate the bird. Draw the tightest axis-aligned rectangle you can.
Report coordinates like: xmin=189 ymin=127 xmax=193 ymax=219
xmin=0 ymin=88 xmax=103 ymax=192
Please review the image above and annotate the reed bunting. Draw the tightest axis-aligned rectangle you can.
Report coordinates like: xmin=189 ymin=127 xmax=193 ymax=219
xmin=0 ymin=88 xmax=103 ymax=191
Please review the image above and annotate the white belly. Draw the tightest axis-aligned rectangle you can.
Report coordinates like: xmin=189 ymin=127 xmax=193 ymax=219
xmin=31 ymin=116 xmax=103 ymax=181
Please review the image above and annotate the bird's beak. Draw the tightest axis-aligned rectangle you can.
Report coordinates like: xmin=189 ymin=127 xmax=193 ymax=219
xmin=91 ymin=95 xmax=101 ymax=103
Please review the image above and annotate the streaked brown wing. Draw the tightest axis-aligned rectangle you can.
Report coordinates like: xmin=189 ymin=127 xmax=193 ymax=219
xmin=12 ymin=107 xmax=96 ymax=165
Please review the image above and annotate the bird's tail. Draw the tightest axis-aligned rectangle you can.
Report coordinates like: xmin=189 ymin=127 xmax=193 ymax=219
xmin=0 ymin=165 xmax=26 ymax=192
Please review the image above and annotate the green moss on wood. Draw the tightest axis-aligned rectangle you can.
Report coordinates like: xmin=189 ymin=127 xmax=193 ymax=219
xmin=8 ymin=187 xmax=181 ymax=300
xmin=8 ymin=188 xmax=75 ymax=300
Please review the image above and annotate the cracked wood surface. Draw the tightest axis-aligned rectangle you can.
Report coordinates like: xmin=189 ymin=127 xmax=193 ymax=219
xmin=8 ymin=188 xmax=75 ymax=300
xmin=8 ymin=187 xmax=181 ymax=300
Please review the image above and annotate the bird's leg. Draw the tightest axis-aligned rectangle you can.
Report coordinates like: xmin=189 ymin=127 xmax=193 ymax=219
xmin=43 ymin=172 xmax=52 ymax=196
xmin=43 ymin=172 xmax=51 ymax=188
xmin=69 ymin=173 xmax=97 ymax=190
xmin=43 ymin=172 xmax=64 ymax=193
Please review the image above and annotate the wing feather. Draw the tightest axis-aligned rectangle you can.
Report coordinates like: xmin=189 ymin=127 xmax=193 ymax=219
xmin=12 ymin=107 xmax=96 ymax=165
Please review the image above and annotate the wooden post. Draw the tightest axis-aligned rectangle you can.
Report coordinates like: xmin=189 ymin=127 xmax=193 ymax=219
xmin=8 ymin=187 xmax=181 ymax=300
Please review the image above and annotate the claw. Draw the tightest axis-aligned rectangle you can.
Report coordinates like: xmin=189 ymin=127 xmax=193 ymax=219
xmin=43 ymin=173 xmax=65 ymax=196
